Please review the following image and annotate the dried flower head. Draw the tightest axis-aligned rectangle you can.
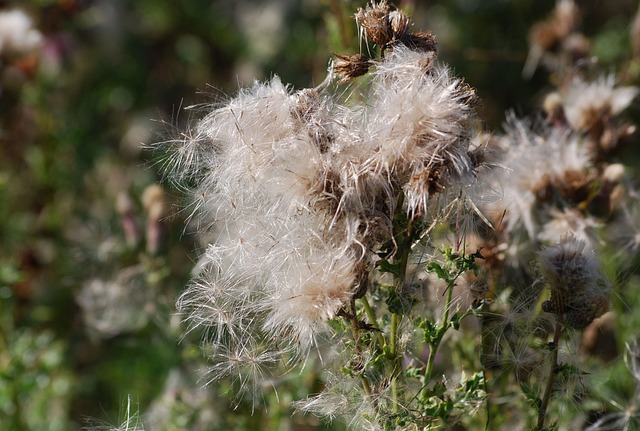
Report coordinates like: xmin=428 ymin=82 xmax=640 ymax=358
xmin=355 ymin=1 xmax=393 ymax=47
xmin=538 ymin=234 xmax=610 ymax=330
xmin=488 ymin=116 xmax=593 ymax=239
xmin=562 ymin=75 xmax=638 ymax=133
xmin=529 ymin=0 xmax=579 ymax=50
xmin=538 ymin=207 xmax=600 ymax=246
xmin=362 ymin=46 xmax=478 ymax=215
xmin=523 ymin=0 xmax=588 ymax=77
xmin=76 ymin=269 xmax=151 ymax=339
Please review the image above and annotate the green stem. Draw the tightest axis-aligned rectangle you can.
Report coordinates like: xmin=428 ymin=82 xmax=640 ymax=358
xmin=537 ymin=319 xmax=563 ymax=429
xmin=480 ymin=299 xmax=493 ymax=431
xmin=389 ymin=307 xmax=399 ymax=358
xmin=361 ymin=296 xmax=385 ymax=347
xmin=348 ymin=299 xmax=378 ymax=410
xmin=387 ymin=190 xmax=414 ymax=414
xmin=360 ymin=374 xmax=374 ymax=399
xmin=424 ymin=340 xmax=438 ymax=385
xmin=424 ymin=279 xmax=455 ymax=383
xmin=389 ymin=312 xmax=401 ymax=414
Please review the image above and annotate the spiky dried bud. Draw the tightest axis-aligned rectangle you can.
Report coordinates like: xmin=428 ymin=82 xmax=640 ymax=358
xmin=538 ymin=234 xmax=610 ymax=330
xmin=397 ymin=31 xmax=438 ymax=53
xmin=332 ymin=53 xmax=371 ymax=83
xmin=355 ymin=1 xmax=392 ymax=47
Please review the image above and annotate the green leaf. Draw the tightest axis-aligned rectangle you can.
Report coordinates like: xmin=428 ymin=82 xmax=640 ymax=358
xmin=377 ymin=259 xmax=401 ymax=278
xmin=426 ymin=261 xmax=448 ymax=281
xmin=419 ymin=318 xmax=439 ymax=345
xmin=519 ymin=382 xmax=542 ymax=411
xmin=385 ymin=288 xmax=414 ymax=315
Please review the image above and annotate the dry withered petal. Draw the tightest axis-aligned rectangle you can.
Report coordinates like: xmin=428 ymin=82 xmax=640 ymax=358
xmin=454 ymin=79 xmax=479 ymax=108
xmin=355 ymin=1 xmax=392 ymax=46
xmin=333 ymin=53 xmax=371 ymax=83
xmin=291 ymin=88 xmax=321 ymax=122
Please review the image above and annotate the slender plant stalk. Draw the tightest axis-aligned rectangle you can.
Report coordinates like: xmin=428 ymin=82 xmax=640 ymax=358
xmin=424 ymin=278 xmax=455 ymax=383
xmin=389 ymin=312 xmax=401 ymax=414
xmin=423 ymin=205 xmax=460 ymax=382
xmin=361 ymin=295 xmax=378 ymax=328
xmin=348 ymin=298 xmax=379 ymax=409
xmin=537 ymin=318 xmax=563 ymax=429
xmin=481 ymin=300 xmax=493 ymax=431
xmin=387 ymin=191 xmax=418 ymax=414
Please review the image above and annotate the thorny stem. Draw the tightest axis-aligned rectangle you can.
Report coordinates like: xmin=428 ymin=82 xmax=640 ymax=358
xmin=537 ymin=318 xmax=563 ymax=429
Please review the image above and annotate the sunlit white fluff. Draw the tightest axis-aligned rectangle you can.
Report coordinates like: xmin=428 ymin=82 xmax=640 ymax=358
xmin=538 ymin=207 xmax=600 ymax=246
xmin=261 ymin=246 xmax=358 ymax=350
xmin=563 ymin=74 xmax=638 ymax=132
xmin=489 ymin=116 xmax=592 ymax=239
xmin=363 ymin=47 xmax=477 ymax=215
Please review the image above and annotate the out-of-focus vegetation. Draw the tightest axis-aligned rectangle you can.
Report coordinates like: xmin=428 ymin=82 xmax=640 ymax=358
xmin=1 ymin=0 xmax=639 ymax=430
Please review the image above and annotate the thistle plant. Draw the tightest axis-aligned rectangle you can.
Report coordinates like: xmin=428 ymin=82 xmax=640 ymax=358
xmin=155 ymin=1 xmax=637 ymax=430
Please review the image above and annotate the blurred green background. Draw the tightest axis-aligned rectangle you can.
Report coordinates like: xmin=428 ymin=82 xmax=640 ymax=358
xmin=1 ymin=0 xmax=638 ymax=430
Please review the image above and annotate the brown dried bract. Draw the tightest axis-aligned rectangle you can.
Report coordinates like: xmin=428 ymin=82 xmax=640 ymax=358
xmin=333 ymin=53 xmax=371 ymax=83
xmin=397 ymin=31 xmax=438 ymax=53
